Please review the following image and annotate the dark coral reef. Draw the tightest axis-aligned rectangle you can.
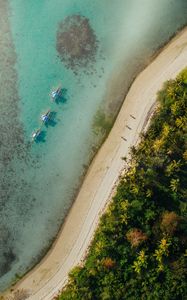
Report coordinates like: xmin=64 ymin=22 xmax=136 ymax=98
xmin=56 ymin=15 xmax=98 ymax=73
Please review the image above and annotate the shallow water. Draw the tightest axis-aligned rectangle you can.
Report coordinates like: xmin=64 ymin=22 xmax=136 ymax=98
xmin=0 ymin=0 xmax=186 ymax=291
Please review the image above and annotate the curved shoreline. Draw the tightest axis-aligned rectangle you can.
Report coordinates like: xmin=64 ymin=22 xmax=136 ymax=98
xmin=4 ymin=27 xmax=187 ymax=300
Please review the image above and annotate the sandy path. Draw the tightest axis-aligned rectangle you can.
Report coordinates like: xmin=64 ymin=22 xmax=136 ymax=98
xmin=4 ymin=28 xmax=187 ymax=300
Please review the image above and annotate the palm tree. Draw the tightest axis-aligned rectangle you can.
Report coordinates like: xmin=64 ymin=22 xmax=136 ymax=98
xmin=170 ymin=178 xmax=180 ymax=192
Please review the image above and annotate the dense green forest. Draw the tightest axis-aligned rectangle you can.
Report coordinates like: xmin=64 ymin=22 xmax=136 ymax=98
xmin=58 ymin=69 xmax=187 ymax=300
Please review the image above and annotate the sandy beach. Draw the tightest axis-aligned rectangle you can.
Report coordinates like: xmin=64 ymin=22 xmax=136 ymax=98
xmin=4 ymin=27 xmax=187 ymax=300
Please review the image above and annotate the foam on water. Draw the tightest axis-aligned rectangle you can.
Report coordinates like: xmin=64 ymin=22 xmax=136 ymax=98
xmin=0 ymin=0 xmax=186 ymax=290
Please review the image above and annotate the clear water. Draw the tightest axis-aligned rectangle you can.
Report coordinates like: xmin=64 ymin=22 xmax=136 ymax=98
xmin=0 ymin=0 xmax=186 ymax=291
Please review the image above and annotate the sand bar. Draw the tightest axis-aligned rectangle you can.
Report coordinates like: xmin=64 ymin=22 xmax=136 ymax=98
xmin=4 ymin=28 xmax=187 ymax=300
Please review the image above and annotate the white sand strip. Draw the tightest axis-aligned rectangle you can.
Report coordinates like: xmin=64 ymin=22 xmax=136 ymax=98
xmin=4 ymin=27 xmax=187 ymax=300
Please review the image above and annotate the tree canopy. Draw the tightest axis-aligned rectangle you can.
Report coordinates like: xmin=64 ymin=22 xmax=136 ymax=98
xmin=58 ymin=68 xmax=187 ymax=300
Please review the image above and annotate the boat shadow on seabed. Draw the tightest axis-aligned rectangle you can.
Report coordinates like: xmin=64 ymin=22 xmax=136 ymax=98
xmin=34 ymin=130 xmax=46 ymax=143
xmin=53 ymin=88 xmax=68 ymax=104
xmin=44 ymin=111 xmax=57 ymax=128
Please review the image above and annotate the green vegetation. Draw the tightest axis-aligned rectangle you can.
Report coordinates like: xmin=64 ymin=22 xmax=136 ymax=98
xmin=59 ymin=69 xmax=187 ymax=300
xmin=92 ymin=110 xmax=113 ymax=137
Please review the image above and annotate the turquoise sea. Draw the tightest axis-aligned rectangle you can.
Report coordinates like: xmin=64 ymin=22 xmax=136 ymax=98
xmin=0 ymin=0 xmax=186 ymax=291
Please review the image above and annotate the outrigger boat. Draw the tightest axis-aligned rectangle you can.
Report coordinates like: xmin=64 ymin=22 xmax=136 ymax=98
xmin=32 ymin=129 xmax=41 ymax=141
xmin=51 ymin=87 xmax=61 ymax=100
xmin=41 ymin=109 xmax=51 ymax=123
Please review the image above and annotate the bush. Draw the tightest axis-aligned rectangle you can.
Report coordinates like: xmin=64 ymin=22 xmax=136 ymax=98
xmin=126 ymin=228 xmax=148 ymax=247
xmin=160 ymin=211 xmax=180 ymax=235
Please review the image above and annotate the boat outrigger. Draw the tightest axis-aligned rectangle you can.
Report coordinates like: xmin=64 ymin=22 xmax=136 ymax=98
xmin=32 ymin=129 xmax=41 ymax=141
xmin=51 ymin=87 xmax=61 ymax=100
xmin=41 ymin=109 xmax=51 ymax=123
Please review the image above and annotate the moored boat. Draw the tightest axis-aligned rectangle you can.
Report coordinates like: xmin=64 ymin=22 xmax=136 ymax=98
xmin=41 ymin=109 xmax=51 ymax=123
xmin=51 ymin=87 xmax=61 ymax=100
xmin=32 ymin=129 xmax=41 ymax=141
